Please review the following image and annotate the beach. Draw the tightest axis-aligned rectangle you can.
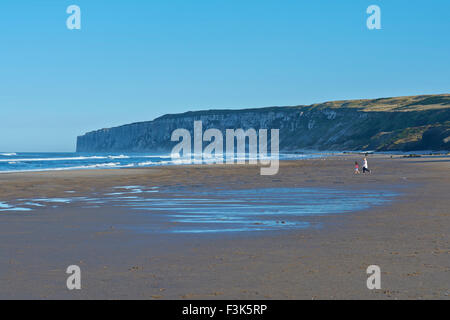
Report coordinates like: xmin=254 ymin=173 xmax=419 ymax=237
xmin=0 ymin=155 xmax=449 ymax=299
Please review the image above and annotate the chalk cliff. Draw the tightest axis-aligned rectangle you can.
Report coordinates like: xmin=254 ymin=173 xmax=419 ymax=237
xmin=76 ymin=94 xmax=450 ymax=152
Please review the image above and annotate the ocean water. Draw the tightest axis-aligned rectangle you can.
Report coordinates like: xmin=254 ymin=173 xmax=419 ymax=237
xmin=0 ymin=152 xmax=325 ymax=173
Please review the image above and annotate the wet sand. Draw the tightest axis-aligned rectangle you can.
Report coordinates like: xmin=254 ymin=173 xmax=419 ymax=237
xmin=0 ymin=155 xmax=449 ymax=299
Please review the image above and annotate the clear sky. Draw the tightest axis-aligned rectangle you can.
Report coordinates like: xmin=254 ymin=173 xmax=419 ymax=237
xmin=0 ymin=0 xmax=449 ymax=152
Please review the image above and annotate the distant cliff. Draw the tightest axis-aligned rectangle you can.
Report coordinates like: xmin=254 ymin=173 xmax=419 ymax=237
xmin=77 ymin=94 xmax=450 ymax=152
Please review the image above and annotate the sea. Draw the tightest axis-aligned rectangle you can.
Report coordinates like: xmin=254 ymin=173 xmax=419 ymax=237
xmin=1 ymin=150 xmax=445 ymax=174
xmin=0 ymin=152 xmax=327 ymax=173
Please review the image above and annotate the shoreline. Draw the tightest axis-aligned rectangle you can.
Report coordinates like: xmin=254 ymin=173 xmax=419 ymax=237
xmin=0 ymin=156 xmax=449 ymax=299
xmin=1 ymin=150 xmax=448 ymax=176
xmin=0 ymin=154 xmax=442 ymax=199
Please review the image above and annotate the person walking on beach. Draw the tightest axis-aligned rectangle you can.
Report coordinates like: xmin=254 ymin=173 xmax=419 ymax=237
xmin=362 ymin=156 xmax=371 ymax=174
xmin=354 ymin=161 xmax=360 ymax=174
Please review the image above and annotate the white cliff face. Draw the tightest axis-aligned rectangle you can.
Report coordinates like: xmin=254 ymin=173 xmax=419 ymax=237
xmin=76 ymin=103 xmax=450 ymax=152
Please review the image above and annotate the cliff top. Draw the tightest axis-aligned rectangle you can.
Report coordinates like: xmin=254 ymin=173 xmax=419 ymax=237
xmin=155 ymin=94 xmax=450 ymax=121
xmin=309 ymin=94 xmax=450 ymax=112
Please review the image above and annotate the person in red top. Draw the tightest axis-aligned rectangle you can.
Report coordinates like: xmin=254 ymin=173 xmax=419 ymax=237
xmin=354 ymin=161 xmax=360 ymax=174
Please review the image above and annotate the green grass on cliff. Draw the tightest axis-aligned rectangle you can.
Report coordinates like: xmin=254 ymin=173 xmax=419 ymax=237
xmin=157 ymin=94 xmax=450 ymax=120
xmin=306 ymin=94 xmax=450 ymax=112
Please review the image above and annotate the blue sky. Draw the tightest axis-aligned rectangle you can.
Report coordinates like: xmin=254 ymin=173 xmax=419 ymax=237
xmin=0 ymin=0 xmax=449 ymax=152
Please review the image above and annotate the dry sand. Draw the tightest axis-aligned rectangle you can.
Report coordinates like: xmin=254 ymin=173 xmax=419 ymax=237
xmin=0 ymin=155 xmax=449 ymax=299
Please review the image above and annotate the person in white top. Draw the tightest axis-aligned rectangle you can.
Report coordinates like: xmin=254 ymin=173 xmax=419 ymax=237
xmin=362 ymin=156 xmax=371 ymax=174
